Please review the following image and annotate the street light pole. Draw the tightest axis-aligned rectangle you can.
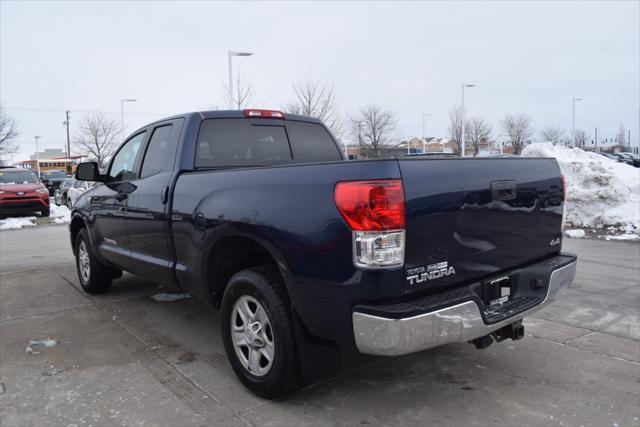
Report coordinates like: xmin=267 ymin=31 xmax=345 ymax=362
xmin=63 ymin=110 xmax=71 ymax=158
xmin=422 ymin=113 xmax=432 ymax=153
xmin=120 ymin=99 xmax=137 ymax=140
xmin=227 ymin=51 xmax=254 ymax=109
xmin=34 ymin=136 xmax=41 ymax=177
xmin=460 ymin=83 xmax=476 ymax=157
xmin=571 ymin=97 xmax=582 ymax=146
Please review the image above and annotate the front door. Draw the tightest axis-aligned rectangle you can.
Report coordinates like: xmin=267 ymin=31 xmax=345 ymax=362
xmin=90 ymin=131 xmax=147 ymax=269
xmin=124 ymin=120 xmax=183 ymax=287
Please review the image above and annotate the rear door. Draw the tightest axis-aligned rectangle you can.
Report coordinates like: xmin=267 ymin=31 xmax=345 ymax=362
xmin=398 ymin=157 xmax=564 ymax=295
xmin=124 ymin=119 xmax=183 ymax=286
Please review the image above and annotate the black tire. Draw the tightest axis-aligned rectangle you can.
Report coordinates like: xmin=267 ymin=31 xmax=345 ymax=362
xmin=41 ymin=208 xmax=50 ymax=217
xmin=74 ymin=228 xmax=114 ymax=294
xmin=221 ymin=267 xmax=299 ymax=398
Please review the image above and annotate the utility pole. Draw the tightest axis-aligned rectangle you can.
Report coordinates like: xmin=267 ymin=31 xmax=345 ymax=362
xmin=629 ymin=129 xmax=631 ymax=150
xmin=63 ymin=110 xmax=71 ymax=158
xmin=595 ymin=127 xmax=598 ymax=153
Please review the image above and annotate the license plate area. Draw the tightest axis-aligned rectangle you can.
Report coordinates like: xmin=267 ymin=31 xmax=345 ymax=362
xmin=483 ymin=275 xmax=511 ymax=307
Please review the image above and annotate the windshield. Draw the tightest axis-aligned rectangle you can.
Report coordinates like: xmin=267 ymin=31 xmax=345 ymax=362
xmin=0 ymin=170 xmax=40 ymax=185
xmin=61 ymin=178 xmax=76 ymax=189
xmin=45 ymin=171 xmax=68 ymax=179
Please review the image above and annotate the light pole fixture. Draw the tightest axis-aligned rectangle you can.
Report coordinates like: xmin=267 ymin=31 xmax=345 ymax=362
xmin=34 ymin=136 xmax=41 ymax=177
xmin=228 ymin=51 xmax=254 ymax=109
xmin=460 ymin=83 xmax=476 ymax=157
xmin=120 ymin=98 xmax=137 ymax=140
xmin=422 ymin=113 xmax=432 ymax=153
xmin=571 ymin=97 xmax=582 ymax=145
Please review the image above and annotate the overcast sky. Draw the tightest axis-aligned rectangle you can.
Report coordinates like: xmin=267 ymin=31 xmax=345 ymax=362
xmin=1 ymin=0 xmax=639 ymax=161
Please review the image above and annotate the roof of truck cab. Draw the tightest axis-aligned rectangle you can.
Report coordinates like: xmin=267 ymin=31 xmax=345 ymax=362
xmin=144 ymin=110 xmax=323 ymax=127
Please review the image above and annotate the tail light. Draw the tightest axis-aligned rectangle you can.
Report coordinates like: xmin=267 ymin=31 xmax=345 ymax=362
xmin=334 ymin=180 xmax=405 ymax=269
xmin=561 ymin=174 xmax=567 ymax=231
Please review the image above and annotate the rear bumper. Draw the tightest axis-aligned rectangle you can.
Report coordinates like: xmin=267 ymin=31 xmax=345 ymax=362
xmin=352 ymin=254 xmax=577 ymax=356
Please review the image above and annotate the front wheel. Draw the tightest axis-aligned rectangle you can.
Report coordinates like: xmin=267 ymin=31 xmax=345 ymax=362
xmin=41 ymin=208 xmax=50 ymax=217
xmin=221 ymin=267 xmax=299 ymax=398
xmin=75 ymin=228 xmax=114 ymax=294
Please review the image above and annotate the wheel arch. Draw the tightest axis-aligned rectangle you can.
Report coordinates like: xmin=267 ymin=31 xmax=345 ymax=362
xmin=205 ymin=232 xmax=294 ymax=308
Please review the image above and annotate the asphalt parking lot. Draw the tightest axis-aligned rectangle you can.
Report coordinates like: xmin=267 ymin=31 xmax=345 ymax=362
xmin=0 ymin=225 xmax=638 ymax=427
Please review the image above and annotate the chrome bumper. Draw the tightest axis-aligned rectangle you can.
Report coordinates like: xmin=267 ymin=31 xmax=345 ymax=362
xmin=352 ymin=259 xmax=577 ymax=356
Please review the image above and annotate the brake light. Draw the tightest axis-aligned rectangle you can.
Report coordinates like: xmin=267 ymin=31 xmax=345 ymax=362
xmin=335 ymin=180 xmax=405 ymax=269
xmin=561 ymin=174 xmax=566 ymax=202
xmin=243 ymin=109 xmax=285 ymax=119
xmin=334 ymin=180 xmax=405 ymax=231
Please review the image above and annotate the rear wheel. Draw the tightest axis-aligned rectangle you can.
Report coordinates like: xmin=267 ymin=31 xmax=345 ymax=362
xmin=41 ymin=208 xmax=50 ymax=217
xmin=75 ymin=228 xmax=115 ymax=294
xmin=221 ymin=267 xmax=299 ymax=398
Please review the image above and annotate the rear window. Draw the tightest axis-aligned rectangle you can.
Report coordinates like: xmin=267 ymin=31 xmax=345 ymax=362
xmin=286 ymin=121 xmax=342 ymax=162
xmin=196 ymin=119 xmax=292 ymax=168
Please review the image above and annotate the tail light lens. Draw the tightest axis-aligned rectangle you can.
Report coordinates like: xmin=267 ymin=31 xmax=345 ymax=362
xmin=335 ymin=180 xmax=405 ymax=269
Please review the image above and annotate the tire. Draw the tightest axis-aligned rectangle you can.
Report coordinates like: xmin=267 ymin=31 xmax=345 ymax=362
xmin=41 ymin=208 xmax=50 ymax=217
xmin=74 ymin=228 xmax=114 ymax=294
xmin=221 ymin=267 xmax=299 ymax=398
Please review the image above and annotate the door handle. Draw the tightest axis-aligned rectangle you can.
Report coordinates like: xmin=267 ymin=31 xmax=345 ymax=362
xmin=161 ymin=186 xmax=169 ymax=204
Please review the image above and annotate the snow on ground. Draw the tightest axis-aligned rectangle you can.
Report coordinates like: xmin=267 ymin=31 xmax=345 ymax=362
xmin=564 ymin=229 xmax=586 ymax=239
xmin=0 ymin=216 xmax=37 ymax=231
xmin=151 ymin=293 xmax=191 ymax=302
xmin=522 ymin=143 xmax=640 ymax=237
xmin=50 ymin=202 xmax=71 ymax=224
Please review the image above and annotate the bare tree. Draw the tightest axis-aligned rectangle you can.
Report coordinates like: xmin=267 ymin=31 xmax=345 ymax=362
xmin=285 ymin=78 xmax=344 ymax=139
xmin=448 ymin=105 xmax=464 ymax=155
xmin=616 ymin=124 xmax=627 ymax=146
xmin=223 ymin=75 xmax=254 ymax=109
xmin=0 ymin=107 xmax=19 ymax=155
xmin=501 ymin=113 xmax=534 ymax=155
xmin=464 ymin=117 xmax=492 ymax=157
xmin=540 ymin=126 xmax=564 ymax=144
xmin=574 ymin=129 xmax=590 ymax=149
xmin=74 ymin=112 xmax=120 ymax=168
xmin=349 ymin=104 xmax=398 ymax=158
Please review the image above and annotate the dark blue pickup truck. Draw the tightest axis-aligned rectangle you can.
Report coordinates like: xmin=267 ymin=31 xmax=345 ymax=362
xmin=70 ymin=109 xmax=577 ymax=397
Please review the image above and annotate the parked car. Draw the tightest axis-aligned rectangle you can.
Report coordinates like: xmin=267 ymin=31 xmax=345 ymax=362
xmin=0 ymin=168 xmax=50 ymax=217
xmin=617 ymin=152 xmax=640 ymax=167
xmin=607 ymin=152 xmax=635 ymax=166
xmin=69 ymin=109 xmax=577 ymax=398
xmin=41 ymin=170 xmax=70 ymax=196
xmin=54 ymin=178 xmax=76 ymax=206
xmin=66 ymin=180 xmax=94 ymax=208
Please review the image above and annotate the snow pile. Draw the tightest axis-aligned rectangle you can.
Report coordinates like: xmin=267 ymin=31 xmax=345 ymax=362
xmin=50 ymin=203 xmax=71 ymax=224
xmin=151 ymin=293 xmax=191 ymax=302
xmin=25 ymin=338 xmax=58 ymax=355
xmin=564 ymin=229 xmax=585 ymax=239
xmin=522 ymin=143 xmax=640 ymax=234
xmin=0 ymin=217 xmax=37 ymax=231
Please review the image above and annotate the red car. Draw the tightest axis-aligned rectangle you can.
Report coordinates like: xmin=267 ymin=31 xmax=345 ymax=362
xmin=0 ymin=168 xmax=50 ymax=217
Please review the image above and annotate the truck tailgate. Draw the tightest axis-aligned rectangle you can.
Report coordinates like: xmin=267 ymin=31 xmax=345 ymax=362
xmin=399 ymin=157 xmax=564 ymax=295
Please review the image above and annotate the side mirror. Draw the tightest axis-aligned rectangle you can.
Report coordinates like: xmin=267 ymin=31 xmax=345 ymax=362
xmin=75 ymin=162 xmax=102 ymax=181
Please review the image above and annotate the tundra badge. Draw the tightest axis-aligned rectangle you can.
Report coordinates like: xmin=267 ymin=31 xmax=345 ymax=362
xmin=406 ymin=261 xmax=456 ymax=285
